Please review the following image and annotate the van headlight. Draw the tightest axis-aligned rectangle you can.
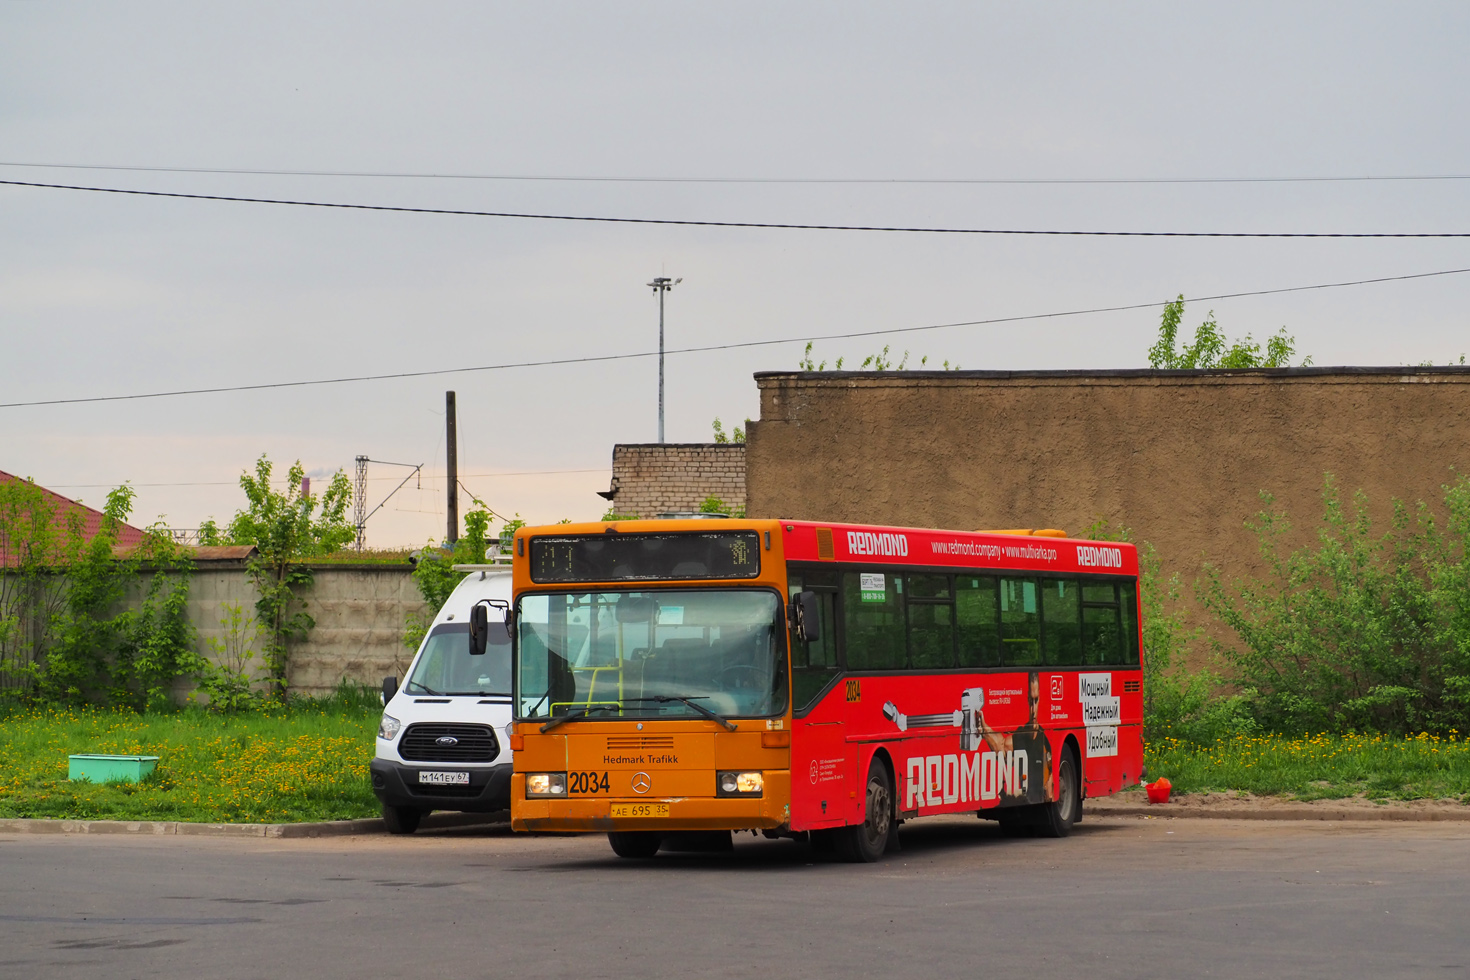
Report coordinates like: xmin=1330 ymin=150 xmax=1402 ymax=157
xmin=716 ymin=771 xmax=763 ymax=797
xmin=525 ymin=773 xmax=568 ymax=797
xmin=377 ymin=714 xmax=401 ymax=740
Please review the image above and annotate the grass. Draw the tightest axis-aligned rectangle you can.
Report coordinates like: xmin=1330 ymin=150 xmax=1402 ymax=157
xmin=6 ymin=701 xmax=1468 ymax=822
xmin=1146 ymin=731 xmax=1470 ymax=802
xmin=0 ymin=701 xmax=380 ymax=824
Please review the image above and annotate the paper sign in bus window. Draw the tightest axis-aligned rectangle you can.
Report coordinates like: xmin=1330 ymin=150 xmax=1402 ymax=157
xmin=860 ymin=572 xmax=886 ymax=603
xmin=1000 ymin=579 xmax=1037 ymax=613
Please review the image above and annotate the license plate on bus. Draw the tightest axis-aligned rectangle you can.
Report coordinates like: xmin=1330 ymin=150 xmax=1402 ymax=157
xmin=418 ymin=771 xmax=470 ymax=786
xmin=611 ymin=802 xmax=670 ymax=819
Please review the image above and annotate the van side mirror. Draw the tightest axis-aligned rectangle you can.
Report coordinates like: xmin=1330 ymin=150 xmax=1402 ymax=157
xmin=381 ymin=676 xmax=398 ymax=704
xmin=469 ymin=603 xmax=489 ymax=656
xmin=791 ymin=591 xmax=821 ymax=643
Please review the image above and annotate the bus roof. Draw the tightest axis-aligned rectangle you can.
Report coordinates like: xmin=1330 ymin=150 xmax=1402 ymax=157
xmin=511 ymin=518 xmax=1138 ymax=578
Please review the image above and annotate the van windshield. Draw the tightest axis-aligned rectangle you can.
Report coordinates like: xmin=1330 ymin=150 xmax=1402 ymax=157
xmin=406 ymin=623 xmax=511 ymax=697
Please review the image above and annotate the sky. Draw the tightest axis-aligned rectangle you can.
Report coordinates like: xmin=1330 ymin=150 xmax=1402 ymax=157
xmin=3 ymin=2 xmax=1468 ymax=547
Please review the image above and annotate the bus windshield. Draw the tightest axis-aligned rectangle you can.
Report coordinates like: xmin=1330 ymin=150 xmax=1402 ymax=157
xmin=406 ymin=623 xmax=511 ymax=696
xmin=515 ymin=589 xmax=785 ymax=720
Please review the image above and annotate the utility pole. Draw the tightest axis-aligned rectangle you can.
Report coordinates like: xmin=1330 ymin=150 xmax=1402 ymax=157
xmin=445 ymin=391 xmax=458 ymax=545
xmin=648 ymin=276 xmax=681 ymax=443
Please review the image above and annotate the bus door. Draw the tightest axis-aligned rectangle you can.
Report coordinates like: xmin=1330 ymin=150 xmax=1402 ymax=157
xmin=787 ymin=581 xmax=845 ymax=831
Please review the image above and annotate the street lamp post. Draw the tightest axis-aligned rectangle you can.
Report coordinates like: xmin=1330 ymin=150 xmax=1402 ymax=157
xmin=648 ymin=276 xmax=680 ymax=443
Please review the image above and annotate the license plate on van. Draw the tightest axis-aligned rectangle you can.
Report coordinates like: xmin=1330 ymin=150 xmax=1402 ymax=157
xmin=418 ymin=771 xmax=470 ymax=786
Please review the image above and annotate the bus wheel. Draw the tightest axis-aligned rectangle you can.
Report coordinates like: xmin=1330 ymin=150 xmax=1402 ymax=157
xmin=1035 ymin=748 xmax=1080 ymax=839
xmin=836 ymin=760 xmax=894 ymax=863
xmin=608 ymin=831 xmax=663 ymax=859
xmin=382 ymin=805 xmax=424 ymax=835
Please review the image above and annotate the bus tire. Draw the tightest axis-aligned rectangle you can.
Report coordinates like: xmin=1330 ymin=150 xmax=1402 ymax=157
xmin=836 ymin=759 xmax=894 ymax=863
xmin=382 ymin=805 xmax=424 ymax=835
xmin=608 ymin=831 xmax=663 ymax=859
xmin=1034 ymin=747 xmax=1081 ymax=839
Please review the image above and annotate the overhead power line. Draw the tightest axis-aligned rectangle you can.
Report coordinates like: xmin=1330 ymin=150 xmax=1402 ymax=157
xmin=43 ymin=469 xmax=608 ymax=489
xmin=5 ymin=160 xmax=1470 ymax=185
xmin=3 ymin=179 xmax=1469 ymax=237
xmin=4 ymin=265 xmax=1469 ymax=411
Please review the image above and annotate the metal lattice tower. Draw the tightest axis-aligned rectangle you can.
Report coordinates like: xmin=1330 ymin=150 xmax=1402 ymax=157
xmin=353 ymin=455 xmax=369 ymax=551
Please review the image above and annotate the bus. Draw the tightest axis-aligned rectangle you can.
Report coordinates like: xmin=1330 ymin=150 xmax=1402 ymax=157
xmin=493 ymin=518 xmax=1143 ymax=862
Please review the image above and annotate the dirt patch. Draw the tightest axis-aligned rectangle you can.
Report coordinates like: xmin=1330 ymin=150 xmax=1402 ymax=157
xmin=1089 ymin=788 xmax=1470 ymax=821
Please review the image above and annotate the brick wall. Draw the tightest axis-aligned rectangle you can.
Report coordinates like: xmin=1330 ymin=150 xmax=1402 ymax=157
xmin=599 ymin=443 xmax=747 ymax=518
xmin=746 ymin=366 xmax=1470 ymax=595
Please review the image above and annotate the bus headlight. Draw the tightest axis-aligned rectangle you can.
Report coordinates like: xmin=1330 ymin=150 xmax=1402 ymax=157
xmin=525 ymin=773 xmax=568 ymax=797
xmin=377 ymin=714 xmax=401 ymax=740
xmin=717 ymin=771 xmax=763 ymax=797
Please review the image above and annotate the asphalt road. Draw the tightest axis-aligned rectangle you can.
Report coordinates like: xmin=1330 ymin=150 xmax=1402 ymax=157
xmin=2 ymin=815 xmax=1468 ymax=980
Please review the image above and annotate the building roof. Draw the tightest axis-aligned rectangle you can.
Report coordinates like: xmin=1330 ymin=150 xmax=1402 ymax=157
xmin=0 ymin=469 xmax=148 ymax=566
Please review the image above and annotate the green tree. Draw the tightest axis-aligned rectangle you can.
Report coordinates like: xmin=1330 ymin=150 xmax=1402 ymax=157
xmin=223 ymin=455 xmax=353 ymax=697
xmin=2 ymin=479 xmax=197 ymax=709
xmin=711 ymin=418 xmax=746 ymax=443
xmin=402 ymin=510 xmax=521 ymax=651
xmin=799 ymin=341 xmax=959 ymax=371
xmin=1201 ymin=475 xmax=1470 ymax=736
xmin=1148 ymin=295 xmax=1310 ymax=370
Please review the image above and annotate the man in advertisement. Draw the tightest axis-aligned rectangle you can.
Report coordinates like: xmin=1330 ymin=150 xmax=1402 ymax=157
xmin=972 ymin=671 xmax=1053 ymax=805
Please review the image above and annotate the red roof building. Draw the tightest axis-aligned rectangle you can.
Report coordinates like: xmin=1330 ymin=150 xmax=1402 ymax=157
xmin=0 ymin=469 xmax=147 ymax=567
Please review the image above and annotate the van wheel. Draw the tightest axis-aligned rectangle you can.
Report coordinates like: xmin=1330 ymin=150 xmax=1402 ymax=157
xmin=608 ymin=831 xmax=663 ymax=859
xmin=382 ymin=805 xmax=424 ymax=835
xmin=835 ymin=760 xmax=894 ymax=863
xmin=1034 ymin=748 xmax=1081 ymax=839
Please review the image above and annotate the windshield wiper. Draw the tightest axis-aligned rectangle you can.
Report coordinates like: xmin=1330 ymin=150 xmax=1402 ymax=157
xmin=405 ymin=681 xmax=443 ymax=696
xmin=629 ymin=695 xmax=738 ymax=732
xmin=539 ymin=704 xmax=619 ymax=734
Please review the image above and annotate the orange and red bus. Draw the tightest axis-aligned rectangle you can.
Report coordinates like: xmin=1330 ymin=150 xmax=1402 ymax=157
xmin=498 ymin=518 xmax=1143 ymax=861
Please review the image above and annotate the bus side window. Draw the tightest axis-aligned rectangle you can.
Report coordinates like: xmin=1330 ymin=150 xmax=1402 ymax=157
xmin=1042 ymin=578 xmax=1082 ymax=665
xmin=906 ymin=574 xmax=955 ymax=670
xmin=956 ymin=576 xmax=1001 ymax=667
xmin=1081 ymin=579 xmax=1122 ymax=666
xmin=1120 ymin=580 xmax=1140 ymax=665
xmin=843 ymin=571 xmax=906 ymax=670
xmin=999 ymin=577 xmax=1042 ymax=666
xmin=789 ymin=580 xmax=839 ymax=710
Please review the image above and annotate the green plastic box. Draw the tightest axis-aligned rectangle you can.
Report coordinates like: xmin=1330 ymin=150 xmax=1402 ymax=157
xmin=68 ymin=754 xmax=160 ymax=784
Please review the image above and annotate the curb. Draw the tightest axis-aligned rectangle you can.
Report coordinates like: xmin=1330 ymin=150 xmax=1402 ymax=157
xmin=1090 ymin=803 xmax=1470 ymax=823
xmin=0 ymin=810 xmax=507 ymax=839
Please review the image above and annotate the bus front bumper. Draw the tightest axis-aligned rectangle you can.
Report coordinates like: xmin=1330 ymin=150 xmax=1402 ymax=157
xmin=512 ymin=773 xmax=791 ymax=833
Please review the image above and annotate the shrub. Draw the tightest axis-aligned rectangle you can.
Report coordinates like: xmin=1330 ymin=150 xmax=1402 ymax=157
xmin=1202 ymin=474 xmax=1470 ymax=736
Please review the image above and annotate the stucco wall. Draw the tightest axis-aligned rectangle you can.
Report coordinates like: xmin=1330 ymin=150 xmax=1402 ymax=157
xmin=180 ymin=563 xmax=429 ymax=698
xmin=600 ymin=443 xmax=747 ymax=518
xmin=745 ymin=368 xmax=1470 ymax=589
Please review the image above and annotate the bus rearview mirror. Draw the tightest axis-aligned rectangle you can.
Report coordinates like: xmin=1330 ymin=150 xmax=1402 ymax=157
xmin=469 ymin=603 xmax=489 ymax=656
xmin=793 ymin=591 xmax=821 ymax=643
xmin=381 ymin=675 xmax=398 ymax=704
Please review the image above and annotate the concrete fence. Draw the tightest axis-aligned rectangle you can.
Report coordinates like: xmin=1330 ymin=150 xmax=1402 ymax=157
xmin=184 ymin=561 xmax=430 ymax=697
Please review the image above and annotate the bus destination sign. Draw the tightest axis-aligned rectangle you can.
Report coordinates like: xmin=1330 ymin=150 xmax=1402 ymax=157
xmin=529 ymin=532 xmax=761 ymax=583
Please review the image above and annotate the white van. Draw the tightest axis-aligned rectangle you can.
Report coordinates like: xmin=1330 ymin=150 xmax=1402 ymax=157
xmin=371 ymin=564 xmax=514 ymax=834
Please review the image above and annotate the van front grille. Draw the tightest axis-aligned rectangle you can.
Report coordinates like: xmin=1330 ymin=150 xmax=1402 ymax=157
xmin=399 ymin=723 xmax=500 ymax=762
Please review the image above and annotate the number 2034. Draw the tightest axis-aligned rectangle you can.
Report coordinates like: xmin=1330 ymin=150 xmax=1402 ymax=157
xmin=569 ymin=771 xmax=611 ymax=794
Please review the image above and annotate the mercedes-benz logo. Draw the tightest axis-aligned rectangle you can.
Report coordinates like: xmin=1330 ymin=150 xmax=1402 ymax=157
xmin=630 ymin=772 xmax=651 ymax=794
